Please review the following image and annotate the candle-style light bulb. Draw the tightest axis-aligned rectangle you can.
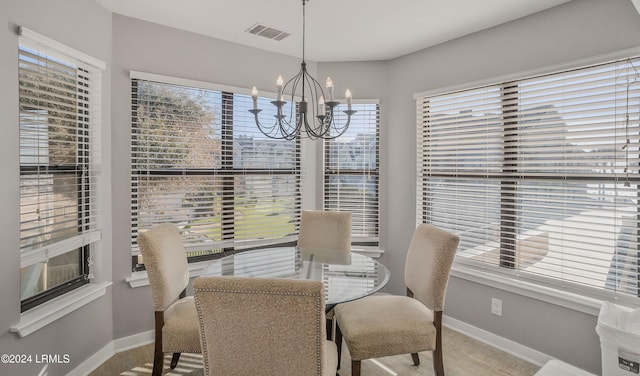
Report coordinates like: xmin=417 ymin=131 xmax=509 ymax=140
xmin=326 ymin=77 xmax=334 ymax=101
xmin=318 ymin=95 xmax=325 ymax=114
xmin=276 ymin=75 xmax=284 ymax=99
xmin=251 ymin=86 xmax=258 ymax=109
xmin=345 ymin=89 xmax=352 ymax=111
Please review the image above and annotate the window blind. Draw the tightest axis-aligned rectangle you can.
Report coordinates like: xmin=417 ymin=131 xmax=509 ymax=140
xmin=417 ymin=58 xmax=640 ymax=301
xmin=324 ymin=103 xmax=380 ymax=244
xmin=18 ymin=28 xmax=103 ymax=310
xmin=131 ymin=77 xmax=301 ymax=267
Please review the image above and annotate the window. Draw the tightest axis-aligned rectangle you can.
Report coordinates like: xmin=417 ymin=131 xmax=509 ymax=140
xmin=131 ymin=74 xmax=301 ymax=269
xmin=417 ymin=57 xmax=640 ymax=302
xmin=323 ymin=102 xmax=380 ymax=245
xmin=19 ymin=28 xmax=103 ymax=312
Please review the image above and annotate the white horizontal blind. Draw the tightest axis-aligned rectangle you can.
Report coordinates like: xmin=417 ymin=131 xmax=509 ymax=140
xmin=131 ymin=78 xmax=301 ymax=263
xmin=324 ymin=103 xmax=380 ymax=243
xmin=18 ymin=30 xmax=103 ymax=306
xmin=417 ymin=58 xmax=640 ymax=300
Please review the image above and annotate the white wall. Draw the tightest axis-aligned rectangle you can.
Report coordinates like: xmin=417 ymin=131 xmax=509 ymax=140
xmin=0 ymin=1 xmax=113 ymax=375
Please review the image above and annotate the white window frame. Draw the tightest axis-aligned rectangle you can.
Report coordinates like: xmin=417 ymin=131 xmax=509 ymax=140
xmin=415 ymin=46 xmax=640 ymax=314
xmin=12 ymin=27 xmax=110 ymax=337
xmin=128 ymin=72 xmax=309 ymax=286
xmin=322 ymin=99 xmax=381 ymax=249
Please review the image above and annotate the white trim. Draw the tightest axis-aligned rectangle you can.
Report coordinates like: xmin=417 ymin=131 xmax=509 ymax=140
xmin=11 ymin=282 xmax=111 ymax=337
xmin=131 ymin=70 xmax=258 ymax=97
xmin=18 ymin=27 xmax=106 ymax=70
xmin=443 ymin=315 xmax=552 ymax=367
xmin=451 ymin=264 xmax=604 ymax=316
xmin=352 ymin=247 xmax=384 ymax=259
xmin=128 ymin=249 xmax=383 ymax=288
xmin=127 ymin=260 xmax=211 ymax=288
xmin=113 ymin=330 xmax=154 ymax=352
xmin=131 ymin=71 xmax=379 ymax=104
xmin=20 ymin=230 xmax=102 ymax=268
xmin=67 ymin=331 xmax=154 ymax=376
xmin=66 ymin=341 xmax=114 ymax=376
xmin=70 ymin=316 xmax=545 ymax=376
xmin=414 ymin=46 xmax=640 ymax=99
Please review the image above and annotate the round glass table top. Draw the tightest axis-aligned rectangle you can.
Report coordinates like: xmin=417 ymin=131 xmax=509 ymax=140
xmin=200 ymin=246 xmax=390 ymax=306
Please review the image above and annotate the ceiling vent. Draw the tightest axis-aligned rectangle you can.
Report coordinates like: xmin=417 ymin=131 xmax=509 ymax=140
xmin=247 ymin=24 xmax=290 ymax=41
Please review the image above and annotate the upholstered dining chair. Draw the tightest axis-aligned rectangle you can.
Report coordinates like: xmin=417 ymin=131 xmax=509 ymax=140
xmin=298 ymin=210 xmax=352 ymax=264
xmin=137 ymin=223 xmax=201 ymax=376
xmin=297 ymin=209 xmax=352 ymax=340
xmin=333 ymin=223 xmax=460 ymax=376
xmin=193 ymin=276 xmax=339 ymax=376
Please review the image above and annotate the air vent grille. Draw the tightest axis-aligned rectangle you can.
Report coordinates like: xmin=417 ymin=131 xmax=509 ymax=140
xmin=247 ymin=24 xmax=290 ymax=41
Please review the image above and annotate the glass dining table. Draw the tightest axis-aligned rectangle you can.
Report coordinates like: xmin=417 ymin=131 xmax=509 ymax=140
xmin=199 ymin=246 xmax=390 ymax=311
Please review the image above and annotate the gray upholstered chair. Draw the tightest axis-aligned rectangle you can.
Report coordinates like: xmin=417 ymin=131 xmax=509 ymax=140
xmin=193 ymin=276 xmax=339 ymax=376
xmin=137 ymin=223 xmax=201 ymax=376
xmin=333 ymin=223 xmax=459 ymax=376
xmin=297 ymin=209 xmax=352 ymax=340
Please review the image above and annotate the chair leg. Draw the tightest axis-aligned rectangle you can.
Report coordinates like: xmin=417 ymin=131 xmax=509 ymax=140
xmin=335 ymin=322 xmax=343 ymax=370
xmin=411 ymin=352 xmax=420 ymax=366
xmin=170 ymin=352 xmax=181 ymax=369
xmin=433 ymin=310 xmax=445 ymax=376
xmin=152 ymin=349 xmax=163 ymax=376
xmin=152 ymin=311 xmax=164 ymax=376
xmin=351 ymin=360 xmax=361 ymax=376
xmin=326 ymin=317 xmax=333 ymax=340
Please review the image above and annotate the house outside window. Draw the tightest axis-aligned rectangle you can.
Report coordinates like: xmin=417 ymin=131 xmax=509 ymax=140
xmin=417 ymin=57 xmax=640 ymax=302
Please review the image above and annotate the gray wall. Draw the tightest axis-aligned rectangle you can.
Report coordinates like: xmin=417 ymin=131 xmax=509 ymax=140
xmin=110 ymin=14 xmax=317 ymax=338
xmin=378 ymin=0 xmax=640 ymax=373
xmin=0 ymin=0 xmax=113 ymax=375
xmin=2 ymin=0 xmax=640 ymax=374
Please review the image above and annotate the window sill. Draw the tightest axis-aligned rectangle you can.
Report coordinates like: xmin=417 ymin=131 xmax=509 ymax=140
xmin=11 ymin=281 xmax=112 ymax=338
xmin=451 ymin=263 xmax=604 ymax=316
xmin=127 ymin=248 xmax=385 ymax=289
xmin=352 ymin=246 xmax=384 ymax=259
xmin=127 ymin=260 xmax=211 ymax=288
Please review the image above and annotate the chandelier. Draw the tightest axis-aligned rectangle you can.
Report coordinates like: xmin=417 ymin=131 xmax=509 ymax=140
xmin=249 ymin=0 xmax=356 ymax=140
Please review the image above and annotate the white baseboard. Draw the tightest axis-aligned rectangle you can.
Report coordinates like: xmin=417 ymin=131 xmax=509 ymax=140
xmin=67 ymin=330 xmax=154 ymax=375
xmin=67 ymin=342 xmax=115 ymax=376
xmin=70 ymin=318 xmax=550 ymax=375
xmin=443 ymin=315 xmax=553 ymax=367
xmin=113 ymin=330 xmax=154 ymax=352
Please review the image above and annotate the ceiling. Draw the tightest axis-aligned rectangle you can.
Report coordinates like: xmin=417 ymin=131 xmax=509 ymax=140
xmin=95 ymin=0 xmax=572 ymax=62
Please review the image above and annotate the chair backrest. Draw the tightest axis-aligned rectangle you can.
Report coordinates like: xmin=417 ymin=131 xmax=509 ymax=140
xmin=194 ymin=276 xmax=327 ymax=376
xmin=137 ymin=223 xmax=189 ymax=311
xmin=297 ymin=210 xmax=351 ymax=263
xmin=404 ymin=223 xmax=460 ymax=312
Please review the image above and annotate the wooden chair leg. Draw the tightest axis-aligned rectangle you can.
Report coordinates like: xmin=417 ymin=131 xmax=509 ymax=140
xmin=170 ymin=352 xmax=181 ymax=369
xmin=335 ymin=322 xmax=343 ymax=370
xmin=152 ymin=311 xmax=164 ymax=376
xmin=433 ymin=310 xmax=445 ymax=376
xmin=351 ymin=360 xmax=361 ymax=376
xmin=152 ymin=350 xmax=163 ymax=376
xmin=411 ymin=352 xmax=420 ymax=366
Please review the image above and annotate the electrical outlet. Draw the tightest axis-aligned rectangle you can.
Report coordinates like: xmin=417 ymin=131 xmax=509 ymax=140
xmin=491 ymin=298 xmax=502 ymax=317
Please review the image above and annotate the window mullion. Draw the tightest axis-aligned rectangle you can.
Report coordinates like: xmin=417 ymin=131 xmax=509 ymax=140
xmin=500 ymin=83 xmax=519 ymax=269
xmin=221 ymin=92 xmax=235 ymax=252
